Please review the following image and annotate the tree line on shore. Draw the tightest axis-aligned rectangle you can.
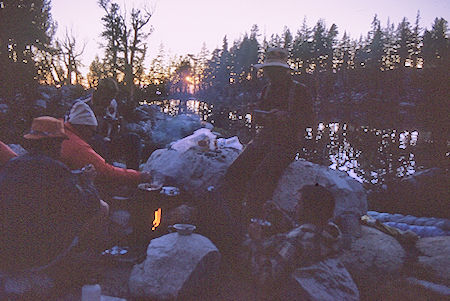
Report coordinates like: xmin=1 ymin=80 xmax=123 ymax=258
xmin=1 ymin=1 xmax=448 ymax=134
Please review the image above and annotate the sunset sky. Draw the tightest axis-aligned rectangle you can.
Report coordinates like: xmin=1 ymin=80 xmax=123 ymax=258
xmin=51 ymin=0 xmax=450 ymax=74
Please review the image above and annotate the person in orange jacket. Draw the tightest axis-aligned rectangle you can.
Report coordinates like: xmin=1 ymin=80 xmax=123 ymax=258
xmin=61 ymin=101 xmax=151 ymax=190
xmin=0 ymin=141 xmax=17 ymax=169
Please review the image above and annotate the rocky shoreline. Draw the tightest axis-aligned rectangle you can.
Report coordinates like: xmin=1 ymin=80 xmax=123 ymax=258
xmin=1 ymin=85 xmax=449 ymax=300
xmin=12 ymin=145 xmax=448 ymax=300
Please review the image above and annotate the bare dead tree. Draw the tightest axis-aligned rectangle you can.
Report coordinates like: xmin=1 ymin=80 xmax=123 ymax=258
xmin=120 ymin=6 xmax=153 ymax=101
xmin=58 ymin=28 xmax=86 ymax=85
xmin=98 ymin=0 xmax=153 ymax=104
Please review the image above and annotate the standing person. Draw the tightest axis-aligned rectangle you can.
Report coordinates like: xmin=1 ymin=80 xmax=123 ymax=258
xmin=222 ymin=47 xmax=314 ymax=221
xmin=61 ymin=101 xmax=151 ymax=193
xmin=0 ymin=117 xmax=107 ymax=276
xmin=0 ymin=141 xmax=17 ymax=169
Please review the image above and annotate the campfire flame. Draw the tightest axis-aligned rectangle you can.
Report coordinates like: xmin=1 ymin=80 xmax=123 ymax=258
xmin=152 ymin=208 xmax=162 ymax=230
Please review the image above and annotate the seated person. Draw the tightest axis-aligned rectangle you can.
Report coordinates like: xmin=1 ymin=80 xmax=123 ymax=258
xmin=88 ymin=78 xmax=120 ymax=123
xmin=86 ymin=78 xmax=120 ymax=144
xmin=66 ymin=78 xmax=119 ymax=127
xmin=0 ymin=141 xmax=17 ymax=169
xmin=0 ymin=117 xmax=107 ymax=275
xmin=245 ymin=184 xmax=342 ymax=292
xmin=61 ymin=101 xmax=150 ymax=192
xmin=102 ymin=97 xmax=119 ymax=142
xmin=68 ymin=78 xmax=141 ymax=170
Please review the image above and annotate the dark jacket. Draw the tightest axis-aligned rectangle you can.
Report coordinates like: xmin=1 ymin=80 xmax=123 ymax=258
xmin=0 ymin=152 xmax=100 ymax=272
xmin=256 ymin=80 xmax=314 ymax=147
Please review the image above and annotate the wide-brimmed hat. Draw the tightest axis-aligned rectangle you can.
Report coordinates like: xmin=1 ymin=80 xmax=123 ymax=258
xmin=24 ymin=116 xmax=68 ymax=140
xmin=254 ymin=47 xmax=292 ymax=69
xmin=68 ymin=101 xmax=98 ymax=126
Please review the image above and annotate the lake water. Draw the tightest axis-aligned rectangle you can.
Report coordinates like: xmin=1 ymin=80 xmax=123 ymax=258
xmin=144 ymin=99 xmax=443 ymax=188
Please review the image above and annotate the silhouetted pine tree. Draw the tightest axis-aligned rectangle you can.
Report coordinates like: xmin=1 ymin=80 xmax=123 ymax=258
xmin=292 ymin=18 xmax=313 ymax=75
xmin=217 ymin=36 xmax=232 ymax=97
xmin=87 ymin=55 xmax=106 ymax=88
xmin=367 ymin=15 xmax=385 ymax=71
xmin=422 ymin=17 xmax=449 ymax=68
xmin=411 ymin=11 xmax=422 ymax=68
xmin=396 ymin=17 xmax=414 ymax=68
xmin=99 ymin=0 xmax=122 ymax=81
xmin=282 ymin=26 xmax=293 ymax=51
xmin=419 ymin=18 xmax=449 ymax=157
xmin=0 ymin=0 xmax=54 ymax=99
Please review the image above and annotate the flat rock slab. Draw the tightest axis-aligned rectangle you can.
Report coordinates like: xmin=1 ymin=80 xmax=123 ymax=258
xmin=289 ymin=258 xmax=359 ymax=301
xmin=415 ymin=236 xmax=450 ymax=285
xmin=339 ymin=226 xmax=405 ymax=287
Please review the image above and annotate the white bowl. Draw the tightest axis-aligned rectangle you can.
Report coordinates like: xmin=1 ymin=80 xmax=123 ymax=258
xmin=171 ymin=224 xmax=196 ymax=235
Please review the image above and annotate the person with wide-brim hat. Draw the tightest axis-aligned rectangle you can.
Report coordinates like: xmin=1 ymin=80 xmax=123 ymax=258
xmin=0 ymin=116 xmax=108 ymax=289
xmin=253 ymin=47 xmax=293 ymax=70
xmin=23 ymin=116 xmax=69 ymax=140
xmin=220 ymin=47 xmax=315 ymax=224
xmin=21 ymin=116 xmax=69 ymax=161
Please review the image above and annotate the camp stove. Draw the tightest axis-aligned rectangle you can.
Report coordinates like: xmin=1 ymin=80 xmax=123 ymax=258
xmin=129 ymin=184 xmax=184 ymax=244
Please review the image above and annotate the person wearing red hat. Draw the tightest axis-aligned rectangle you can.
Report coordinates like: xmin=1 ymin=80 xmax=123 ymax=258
xmin=0 ymin=116 xmax=107 ymax=280
xmin=0 ymin=141 xmax=17 ymax=169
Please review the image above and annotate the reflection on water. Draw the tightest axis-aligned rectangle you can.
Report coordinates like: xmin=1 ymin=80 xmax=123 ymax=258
xmin=140 ymin=99 xmax=212 ymax=120
xmin=143 ymin=99 xmax=438 ymax=186
xmin=303 ymin=123 xmax=420 ymax=184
